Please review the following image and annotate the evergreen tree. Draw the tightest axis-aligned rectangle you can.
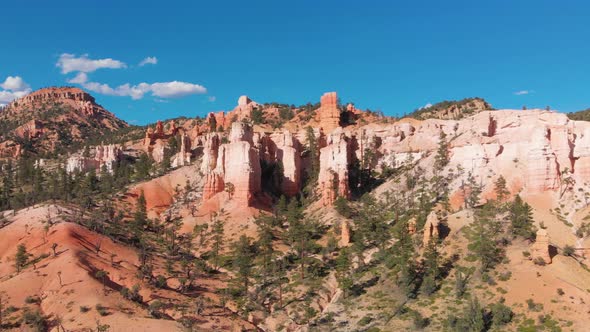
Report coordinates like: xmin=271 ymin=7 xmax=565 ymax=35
xmin=335 ymin=248 xmax=353 ymax=298
xmin=285 ymin=200 xmax=317 ymax=279
xmin=254 ymin=215 xmax=275 ymax=282
xmin=434 ymin=130 xmax=450 ymax=170
xmin=305 ymin=126 xmax=319 ymax=184
xmin=509 ymin=195 xmax=536 ymax=241
xmin=232 ymin=235 xmax=254 ymax=292
xmin=210 ymin=212 xmax=225 ymax=271
xmin=135 ymin=152 xmax=153 ymax=180
xmin=494 ymin=175 xmax=509 ymax=202
xmin=133 ymin=191 xmax=148 ymax=230
xmin=421 ymin=238 xmax=441 ymax=295
xmin=15 ymin=244 xmax=28 ymax=273
xmin=352 ymin=194 xmax=390 ymax=250
xmin=466 ymin=203 xmax=503 ymax=272
xmin=396 ymin=223 xmax=418 ymax=298
xmin=465 ymin=172 xmax=482 ymax=208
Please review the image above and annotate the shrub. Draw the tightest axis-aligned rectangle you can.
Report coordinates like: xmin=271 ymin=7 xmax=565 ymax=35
xmin=95 ymin=304 xmax=109 ymax=316
xmin=334 ymin=196 xmax=352 ymax=218
xmin=155 ymin=275 xmax=167 ymax=289
xmin=412 ymin=311 xmax=429 ymax=329
xmin=557 ymin=288 xmax=565 ymax=296
xmin=22 ymin=308 xmax=46 ymax=332
xmin=79 ymin=305 xmax=91 ymax=313
xmin=148 ymin=300 xmax=164 ymax=318
xmin=491 ymin=301 xmax=513 ymax=326
xmin=533 ymin=257 xmax=547 ymax=266
xmin=526 ymin=299 xmax=543 ymax=312
xmin=358 ymin=314 xmax=373 ymax=326
xmin=24 ymin=295 xmax=40 ymax=304
xmin=121 ymin=284 xmax=143 ymax=303
xmin=563 ymin=245 xmax=575 ymax=257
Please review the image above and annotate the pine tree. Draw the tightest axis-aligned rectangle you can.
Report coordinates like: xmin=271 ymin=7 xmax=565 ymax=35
xmin=285 ymin=200 xmax=317 ymax=279
xmin=465 ymin=172 xmax=482 ymax=208
xmin=396 ymin=223 xmax=418 ymax=298
xmin=509 ymin=195 xmax=536 ymax=241
xmin=467 ymin=297 xmax=486 ymax=331
xmin=254 ymin=215 xmax=275 ymax=282
xmin=232 ymin=235 xmax=254 ymax=292
xmin=135 ymin=152 xmax=153 ymax=181
xmin=133 ymin=191 xmax=148 ymax=229
xmin=353 ymin=194 xmax=390 ymax=250
xmin=210 ymin=212 xmax=225 ymax=271
xmin=15 ymin=244 xmax=28 ymax=273
xmin=305 ymin=126 xmax=319 ymax=184
xmin=466 ymin=203 xmax=503 ymax=272
xmin=434 ymin=130 xmax=450 ymax=170
xmin=494 ymin=175 xmax=509 ymax=202
xmin=335 ymin=248 xmax=353 ymax=298
xmin=421 ymin=239 xmax=441 ymax=295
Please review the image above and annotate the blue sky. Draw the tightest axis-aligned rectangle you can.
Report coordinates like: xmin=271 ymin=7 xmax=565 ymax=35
xmin=1 ymin=0 xmax=589 ymax=124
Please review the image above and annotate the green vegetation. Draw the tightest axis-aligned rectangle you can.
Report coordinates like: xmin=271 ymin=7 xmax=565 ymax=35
xmin=406 ymin=97 xmax=491 ymax=120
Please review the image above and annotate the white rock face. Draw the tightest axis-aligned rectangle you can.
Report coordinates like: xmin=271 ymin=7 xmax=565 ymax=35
xmin=196 ymin=108 xmax=590 ymax=207
xmin=318 ymin=128 xmax=351 ymax=205
xmin=202 ymin=122 xmax=261 ymax=205
xmin=66 ymin=144 xmax=122 ymax=174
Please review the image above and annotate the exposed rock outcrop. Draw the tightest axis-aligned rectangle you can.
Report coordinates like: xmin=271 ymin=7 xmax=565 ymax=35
xmin=66 ymin=144 xmax=122 ymax=174
xmin=318 ymin=128 xmax=351 ymax=206
xmin=340 ymin=221 xmax=350 ymax=246
xmin=202 ymin=122 xmax=262 ymax=205
xmin=423 ymin=212 xmax=440 ymax=246
xmin=271 ymin=130 xmax=302 ymax=197
xmin=171 ymin=131 xmax=192 ymax=168
xmin=318 ymin=92 xmax=341 ymax=133
xmin=531 ymin=229 xmax=552 ymax=264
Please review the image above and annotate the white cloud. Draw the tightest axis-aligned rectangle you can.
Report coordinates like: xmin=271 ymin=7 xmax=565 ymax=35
xmin=139 ymin=56 xmax=158 ymax=66
xmin=514 ymin=90 xmax=533 ymax=95
xmin=0 ymin=76 xmax=32 ymax=104
xmin=57 ymin=53 xmax=206 ymax=100
xmin=56 ymin=53 xmax=126 ymax=74
xmin=208 ymin=96 xmax=216 ymax=102
xmin=150 ymin=81 xmax=207 ymax=98
xmin=80 ymin=80 xmax=206 ymax=100
xmin=1 ymin=76 xmax=30 ymax=91
xmin=67 ymin=72 xmax=88 ymax=84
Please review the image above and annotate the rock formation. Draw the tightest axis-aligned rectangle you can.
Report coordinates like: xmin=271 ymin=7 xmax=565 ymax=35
xmin=171 ymin=131 xmax=192 ymax=168
xmin=202 ymin=122 xmax=262 ymax=205
xmin=14 ymin=120 xmax=45 ymax=139
xmin=318 ymin=128 xmax=351 ymax=205
xmin=340 ymin=221 xmax=350 ymax=246
xmin=531 ymin=229 xmax=552 ymax=264
xmin=318 ymin=92 xmax=341 ymax=133
xmin=423 ymin=212 xmax=439 ymax=246
xmin=271 ymin=130 xmax=302 ymax=197
xmin=525 ymin=127 xmax=560 ymax=192
xmin=66 ymin=144 xmax=122 ymax=174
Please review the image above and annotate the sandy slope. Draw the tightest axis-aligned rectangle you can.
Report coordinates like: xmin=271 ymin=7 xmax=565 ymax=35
xmin=0 ymin=205 xmax=255 ymax=331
